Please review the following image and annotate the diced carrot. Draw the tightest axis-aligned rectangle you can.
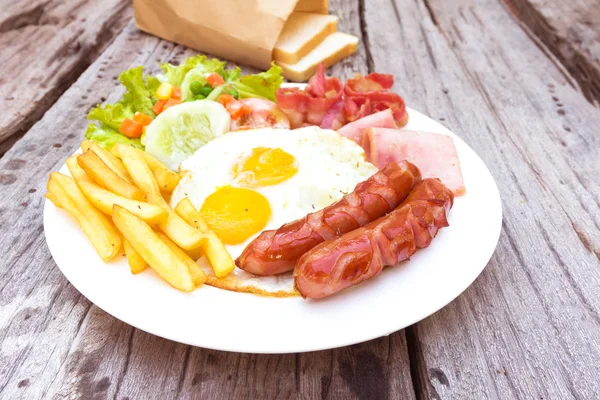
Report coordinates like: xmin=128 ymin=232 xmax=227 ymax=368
xmin=119 ymin=118 xmax=144 ymax=138
xmin=153 ymin=99 xmax=167 ymax=115
xmin=133 ymin=112 xmax=153 ymax=126
xmin=207 ymin=73 xmax=225 ymax=88
xmin=156 ymin=83 xmax=174 ymax=100
xmin=163 ymin=98 xmax=182 ymax=110
xmin=172 ymin=86 xmax=182 ymax=100
xmin=217 ymin=94 xmax=235 ymax=107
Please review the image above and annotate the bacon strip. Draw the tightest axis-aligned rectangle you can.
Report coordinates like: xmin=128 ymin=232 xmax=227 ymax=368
xmin=344 ymin=73 xmax=408 ymax=126
xmin=275 ymin=64 xmax=408 ymax=129
xmin=236 ymin=161 xmax=422 ymax=276
xmin=294 ymin=179 xmax=454 ymax=299
xmin=275 ymin=64 xmax=342 ymax=128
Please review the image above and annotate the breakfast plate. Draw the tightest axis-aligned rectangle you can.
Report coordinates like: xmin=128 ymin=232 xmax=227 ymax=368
xmin=44 ymin=94 xmax=502 ymax=353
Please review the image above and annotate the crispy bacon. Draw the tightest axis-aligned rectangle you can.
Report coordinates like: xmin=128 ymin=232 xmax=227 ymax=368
xmin=276 ymin=64 xmax=342 ymax=128
xmin=275 ymin=64 xmax=409 ymax=129
xmin=344 ymin=73 xmax=408 ymax=126
xmin=294 ymin=178 xmax=454 ymax=299
xmin=320 ymin=100 xmax=344 ymax=129
xmin=344 ymin=73 xmax=395 ymax=94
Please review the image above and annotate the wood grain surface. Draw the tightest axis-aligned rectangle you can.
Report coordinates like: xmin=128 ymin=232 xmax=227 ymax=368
xmin=0 ymin=0 xmax=131 ymax=154
xmin=0 ymin=0 xmax=599 ymax=398
xmin=507 ymin=0 xmax=600 ymax=104
xmin=364 ymin=0 xmax=600 ymax=398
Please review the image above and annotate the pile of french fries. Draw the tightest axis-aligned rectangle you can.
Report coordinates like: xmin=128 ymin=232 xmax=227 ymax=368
xmin=46 ymin=140 xmax=235 ymax=292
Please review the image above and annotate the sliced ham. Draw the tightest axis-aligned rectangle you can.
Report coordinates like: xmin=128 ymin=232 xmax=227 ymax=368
xmin=362 ymin=128 xmax=466 ymax=196
xmin=336 ymin=109 xmax=397 ymax=145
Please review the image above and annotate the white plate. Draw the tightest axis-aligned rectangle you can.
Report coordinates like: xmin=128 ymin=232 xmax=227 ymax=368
xmin=44 ymin=101 xmax=502 ymax=354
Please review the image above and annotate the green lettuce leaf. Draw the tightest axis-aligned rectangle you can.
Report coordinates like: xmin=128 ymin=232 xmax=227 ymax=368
xmin=119 ymin=66 xmax=156 ymax=116
xmin=161 ymin=55 xmax=226 ymax=87
xmin=222 ymin=66 xmax=241 ymax=82
xmin=84 ymin=124 xmax=142 ymax=150
xmin=86 ymin=66 xmax=159 ymax=150
xmin=231 ymin=64 xmax=283 ymax=102
xmin=177 ymin=57 xmax=229 ymax=100
xmin=87 ymin=103 xmax=134 ymax=132
xmin=145 ymin=75 xmax=162 ymax=103
xmin=206 ymin=64 xmax=284 ymax=102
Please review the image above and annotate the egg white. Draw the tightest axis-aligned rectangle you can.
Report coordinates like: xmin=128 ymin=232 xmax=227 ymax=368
xmin=170 ymin=126 xmax=378 ymax=296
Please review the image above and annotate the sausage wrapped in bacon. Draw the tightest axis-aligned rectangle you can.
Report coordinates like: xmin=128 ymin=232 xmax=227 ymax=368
xmin=236 ymin=161 xmax=422 ymax=276
xmin=294 ymin=178 xmax=454 ymax=299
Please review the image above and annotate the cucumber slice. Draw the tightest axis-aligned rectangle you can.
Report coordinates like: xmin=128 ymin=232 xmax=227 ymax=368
xmin=144 ymin=101 xmax=231 ymax=171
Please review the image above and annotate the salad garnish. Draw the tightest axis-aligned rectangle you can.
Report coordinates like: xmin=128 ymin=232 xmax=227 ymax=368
xmin=85 ymin=56 xmax=284 ymax=150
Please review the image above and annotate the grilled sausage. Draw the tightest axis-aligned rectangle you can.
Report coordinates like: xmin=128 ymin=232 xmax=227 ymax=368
xmin=236 ymin=161 xmax=422 ymax=276
xmin=294 ymin=178 xmax=453 ymax=299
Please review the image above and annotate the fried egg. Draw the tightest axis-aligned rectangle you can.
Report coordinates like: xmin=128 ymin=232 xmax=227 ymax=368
xmin=170 ymin=126 xmax=378 ymax=296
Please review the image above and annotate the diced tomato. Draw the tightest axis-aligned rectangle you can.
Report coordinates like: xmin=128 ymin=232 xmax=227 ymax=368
xmin=153 ymin=99 xmax=168 ymax=114
xmin=119 ymin=118 xmax=143 ymax=138
xmin=133 ymin=112 xmax=153 ymax=126
xmin=172 ymin=86 xmax=182 ymax=100
xmin=162 ymin=98 xmax=182 ymax=110
xmin=207 ymin=73 xmax=225 ymax=88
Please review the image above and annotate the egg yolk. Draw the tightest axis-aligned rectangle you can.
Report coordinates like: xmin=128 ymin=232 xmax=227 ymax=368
xmin=233 ymin=147 xmax=298 ymax=187
xmin=199 ymin=185 xmax=271 ymax=245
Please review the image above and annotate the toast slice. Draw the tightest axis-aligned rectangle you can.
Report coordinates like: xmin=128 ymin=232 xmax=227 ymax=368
xmin=277 ymin=32 xmax=359 ymax=82
xmin=274 ymin=13 xmax=338 ymax=65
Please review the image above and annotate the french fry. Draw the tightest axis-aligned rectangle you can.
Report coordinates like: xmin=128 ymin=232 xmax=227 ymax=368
xmin=66 ymin=156 xmax=167 ymax=225
xmin=109 ymin=145 xmax=122 ymax=159
xmin=66 ymin=155 xmax=91 ymax=182
xmin=156 ymin=232 xmax=207 ymax=286
xmin=112 ymin=205 xmax=194 ymax=291
xmin=174 ymin=197 xmax=235 ymax=278
xmin=185 ymin=245 xmax=205 ymax=261
xmin=123 ymin=239 xmax=148 ymax=274
xmin=81 ymin=140 xmax=131 ymax=182
xmin=141 ymin=152 xmax=181 ymax=193
xmin=117 ymin=143 xmax=206 ymax=250
xmin=47 ymin=173 xmax=122 ymax=261
xmin=45 ymin=191 xmax=61 ymax=208
xmin=112 ymin=144 xmax=181 ymax=193
xmin=78 ymin=150 xmax=145 ymax=201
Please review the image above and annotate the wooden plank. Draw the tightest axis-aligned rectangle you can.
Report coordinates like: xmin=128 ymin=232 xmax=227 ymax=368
xmin=0 ymin=0 xmax=131 ymax=155
xmin=361 ymin=0 xmax=600 ymax=398
xmin=0 ymin=11 xmax=416 ymax=400
xmin=507 ymin=0 xmax=600 ymax=104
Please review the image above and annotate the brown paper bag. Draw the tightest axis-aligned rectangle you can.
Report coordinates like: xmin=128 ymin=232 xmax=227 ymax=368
xmin=133 ymin=0 xmax=299 ymax=70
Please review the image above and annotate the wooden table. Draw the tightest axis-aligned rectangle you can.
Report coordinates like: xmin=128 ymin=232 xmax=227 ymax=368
xmin=1 ymin=0 xmax=599 ymax=398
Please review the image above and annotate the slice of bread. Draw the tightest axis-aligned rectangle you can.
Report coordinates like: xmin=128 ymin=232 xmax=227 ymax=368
xmin=294 ymin=0 xmax=328 ymax=14
xmin=277 ymin=32 xmax=359 ymax=82
xmin=274 ymin=13 xmax=338 ymax=65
